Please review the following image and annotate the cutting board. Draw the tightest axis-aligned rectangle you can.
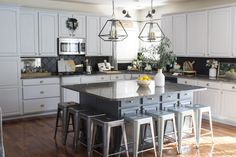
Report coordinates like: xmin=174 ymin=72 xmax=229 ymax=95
xmin=65 ymin=60 xmax=76 ymax=72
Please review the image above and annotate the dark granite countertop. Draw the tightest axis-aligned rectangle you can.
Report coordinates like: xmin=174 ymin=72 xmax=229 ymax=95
xmin=63 ymin=80 xmax=206 ymax=101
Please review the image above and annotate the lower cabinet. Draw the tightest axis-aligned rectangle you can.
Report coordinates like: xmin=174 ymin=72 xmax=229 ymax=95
xmin=63 ymin=88 xmax=80 ymax=103
xmin=221 ymin=90 xmax=236 ymax=121
xmin=0 ymin=87 xmax=21 ymax=117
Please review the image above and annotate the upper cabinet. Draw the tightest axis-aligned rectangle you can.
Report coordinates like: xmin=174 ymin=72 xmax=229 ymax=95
xmin=59 ymin=12 xmax=86 ymax=38
xmin=173 ymin=14 xmax=187 ymax=56
xmin=187 ymin=11 xmax=207 ymax=57
xmin=39 ymin=11 xmax=58 ymax=57
xmin=86 ymin=16 xmax=112 ymax=56
xmin=0 ymin=7 xmax=18 ymax=56
xmin=208 ymin=7 xmax=232 ymax=57
xmin=161 ymin=16 xmax=173 ymax=51
xmin=19 ymin=9 xmax=38 ymax=56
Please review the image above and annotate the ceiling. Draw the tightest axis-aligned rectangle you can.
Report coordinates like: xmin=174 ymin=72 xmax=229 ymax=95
xmin=52 ymin=0 xmax=193 ymax=9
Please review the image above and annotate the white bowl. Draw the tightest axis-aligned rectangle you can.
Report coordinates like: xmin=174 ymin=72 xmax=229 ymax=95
xmin=137 ymin=80 xmax=151 ymax=87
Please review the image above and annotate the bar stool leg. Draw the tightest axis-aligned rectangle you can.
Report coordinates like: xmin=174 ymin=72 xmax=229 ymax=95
xmin=150 ymin=120 xmax=157 ymax=157
xmin=103 ymin=124 xmax=111 ymax=157
xmin=133 ymin=121 xmax=140 ymax=157
xmin=121 ymin=124 xmax=129 ymax=157
xmin=176 ymin=113 xmax=184 ymax=154
xmin=157 ymin=118 xmax=164 ymax=157
xmin=191 ymin=113 xmax=197 ymax=149
xmin=195 ymin=110 xmax=202 ymax=148
xmin=208 ymin=110 xmax=214 ymax=143
xmin=172 ymin=117 xmax=179 ymax=154
xmin=54 ymin=108 xmax=61 ymax=139
xmin=73 ymin=113 xmax=80 ymax=151
xmin=90 ymin=121 xmax=97 ymax=157
xmin=87 ymin=118 xmax=92 ymax=157
xmin=62 ymin=108 xmax=68 ymax=144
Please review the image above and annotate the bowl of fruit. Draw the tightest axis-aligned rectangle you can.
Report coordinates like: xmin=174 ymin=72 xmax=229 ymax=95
xmin=137 ymin=75 xmax=151 ymax=87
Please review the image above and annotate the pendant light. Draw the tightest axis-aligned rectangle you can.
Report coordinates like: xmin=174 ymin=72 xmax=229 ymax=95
xmin=98 ymin=0 xmax=128 ymax=42
xmin=138 ymin=0 xmax=165 ymax=42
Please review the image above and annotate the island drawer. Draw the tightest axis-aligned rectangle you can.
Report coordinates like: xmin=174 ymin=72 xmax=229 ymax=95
xmin=179 ymin=92 xmax=193 ymax=100
xmin=197 ymin=80 xmax=221 ymax=89
xmin=61 ymin=76 xmax=81 ymax=85
xmin=161 ymin=93 xmax=178 ymax=102
xmin=142 ymin=96 xmax=160 ymax=105
xmin=96 ymin=75 xmax=111 ymax=82
xmin=22 ymin=78 xmax=59 ymax=86
xmin=120 ymin=98 xmax=141 ymax=108
xmin=110 ymin=74 xmax=124 ymax=81
xmin=120 ymin=106 xmax=140 ymax=117
xmin=221 ymin=83 xmax=236 ymax=91
xmin=161 ymin=101 xmax=178 ymax=110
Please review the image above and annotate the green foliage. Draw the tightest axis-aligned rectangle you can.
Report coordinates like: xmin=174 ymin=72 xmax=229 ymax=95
xmin=141 ymin=37 xmax=176 ymax=69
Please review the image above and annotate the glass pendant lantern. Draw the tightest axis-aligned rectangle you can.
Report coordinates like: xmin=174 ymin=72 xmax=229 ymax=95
xmin=98 ymin=0 xmax=128 ymax=42
xmin=138 ymin=0 xmax=165 ymax=42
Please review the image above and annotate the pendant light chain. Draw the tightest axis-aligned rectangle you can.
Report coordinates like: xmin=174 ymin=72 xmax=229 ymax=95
xmin=112 ymin=0 xmax=115 ymax=18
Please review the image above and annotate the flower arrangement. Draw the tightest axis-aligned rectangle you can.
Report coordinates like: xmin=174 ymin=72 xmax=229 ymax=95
xmin=140 ymin=37 xmax=176 ymax=70
xmin=206 ymin=59 xmax=218 ymax=68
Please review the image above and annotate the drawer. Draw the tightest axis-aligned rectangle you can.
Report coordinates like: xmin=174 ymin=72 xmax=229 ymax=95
xmin=131 ymin=74 xmax=142 ymax=79
xmin=197 ymin=80 xmax=221 ymax=89
xmin=142 ymin=95 xmax=160 ymax=105
xmin=110 ymin=74 xmax=124 ymax=81
xmin=96 ymin=75 xmax=110 ymax=82
xmin=161 ymin=101 xmax=178 ymax=110
xmin=23 ymin=97 xmax=59 ymax=114
xmin=179 ymin=91 xmax=193 ymax=100
xmin=161 ymin=93 xmax=178 ymax=102
xmin=177 ymin=78 xmax=197 ymax=86
xmin=23 ymin=84 xmax=60 ymax=99
xmin=124 ymin=74 xmax=132 ymax=80
xmin=179 ymin=100 xmax=192 ymax=106
xmin=80 ymin=76 xmax=97 ymax=83
xmin=23 ymin=78 xmax=59 ymax=86
xmin=120 ymin=98 xmax=141 ymax=108
xmin=120 ymin=106 xmax=140 ymax=117
xmin=61 ymin=76 xmax=81 ymax=85
xmin=222 ymin=83 xmax=236 ymax=91
xmin=142 ymin=104 xmax=160 ymax=111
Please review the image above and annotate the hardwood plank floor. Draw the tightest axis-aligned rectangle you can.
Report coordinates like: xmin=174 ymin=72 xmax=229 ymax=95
xmin=2 ymin=116 xmax=236 ymax=157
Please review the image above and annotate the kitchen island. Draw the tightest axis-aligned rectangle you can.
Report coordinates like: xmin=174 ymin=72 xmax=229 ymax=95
xmin=63 ymin=80 xmax=206 ymax=118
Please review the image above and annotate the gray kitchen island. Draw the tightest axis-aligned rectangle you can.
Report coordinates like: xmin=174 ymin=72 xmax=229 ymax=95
xmin=63 ymin=80 xmax=206 ymax=118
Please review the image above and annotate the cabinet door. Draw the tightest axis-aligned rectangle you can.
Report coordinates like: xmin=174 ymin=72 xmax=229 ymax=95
xmin=59 ymin=13 xmax=73 ymax=37
xmin=173 ymin=14 xmax=186 ymax=56
xmin=86 ymin=16 xmax=100 ymax=56
xmin=0 ymin=7 xmax=18 ymax=56
xmin=0 ymin=87 xmax=21 ymax=117
xmin=73 ymin=14 xmax=86 ymax=38
xmin=208 ymin=7 xmax=232 ymax=57
xmin=39 ymin=11 xmax=58 ymax=56
xmin=63 ymin=88 xmax=79 ymax=103
xmin=197 ymin=88 xmax=221 ymax=117
xmin=161 ymin=15 xmax=173 ymax=50
xmin=221 ymin=90 xmax=236 ymax=121
xmin=187 ymin=11 xmax=207 ymax=57
xmin=0 ymin=57 xmax=19 ymax=86
xmin=20 ymin=9 xmax=38 ymax=56
xmin=100 ymin=17 xmax=112 ymax=56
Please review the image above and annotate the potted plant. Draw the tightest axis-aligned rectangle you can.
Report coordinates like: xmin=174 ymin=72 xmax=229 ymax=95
xmin=141 ymin=37 xmax=176 ymax=86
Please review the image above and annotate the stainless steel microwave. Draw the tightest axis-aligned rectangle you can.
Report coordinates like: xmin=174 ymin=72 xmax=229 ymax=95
xmin=58 ymin=38 xmax=86 ymax=55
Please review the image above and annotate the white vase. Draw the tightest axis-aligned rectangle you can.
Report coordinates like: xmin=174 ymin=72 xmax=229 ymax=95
xmin=209 ymin=67 xmax=217 ymax=78
xmin=154 ymin=69 xmax=165 ymax=87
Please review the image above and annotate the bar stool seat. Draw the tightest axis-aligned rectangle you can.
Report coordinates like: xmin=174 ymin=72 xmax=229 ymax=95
xmin=54 ymin=101 xmax=79 ymax=142
xmin=146 ymin=110 xmax=179 ymax=156
xmin=167 ymin=106 xmax=197 ymax=154
xmin=124 ymin=113 xmax=157 ymax=157
xmin=185 ymin=104 xmax=214 ymax=147
xmin=90 ymin=116 xmax=129 ymax=157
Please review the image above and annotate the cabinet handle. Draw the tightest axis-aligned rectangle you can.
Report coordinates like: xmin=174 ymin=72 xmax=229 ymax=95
xmin=184 ymin=81 xmax=187 ymax=84
xmin=40 ymin=104 xmax=45 ymax=107
xmin=184 ymin=93 xmax=188 ymax=96
xmin=40 ymin=91 xmax=44 ymax=94
xmin=40 ymin=80 xmax=44 ymax=84
xmin=167 ymin=95 xmax=172 ymax=98
xmin=147 ymin=97 xmax=154 ymax=100
xmin=206 ymin=83 xmax=210 ymax=86
xmin=126 ymin=100 xmax=134 ymax=103
xmin=101 ymin=77 xmax=104 ymax=80
xmin=116 ymin=76 xmax=119 ymax=79
xmin=232 ymin=86 xmax=235 ymax=89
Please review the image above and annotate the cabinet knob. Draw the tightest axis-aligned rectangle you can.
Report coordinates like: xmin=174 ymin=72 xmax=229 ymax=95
xmin=206 ymin=83 xmax=210 ymax=86
xmin=40 ymin=104 xmax=45 ymax=107
xmin=101 ymin=77 xmax=104 ymax=80
xmin=232 ymin=86 xmax=235 ymax=89
xmin=147 ymin=97 xmax=154 ymax=100
xmin=40 ymin=80 xmax=44 ymax=83
xmin=116 ymin=76 xmax=119 ymax=79
xmin=167 ymin=95 xmax=172 ymax=98
xmin=40 ymin=91 xmax=44 ymax=94
xmin=184 ymin=81 xmax=187 ymax=84
xmin=126 ymin=100 xmax=134 ymax=103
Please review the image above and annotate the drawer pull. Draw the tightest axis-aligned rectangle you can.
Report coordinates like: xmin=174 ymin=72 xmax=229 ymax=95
xmin=40 ymin=91 xmax=44 ymax=94
xmin=116 ymin=76 xmax=119 ymax=79
xmin=40 ymin=104 xmax=45 ymax=107
xmin=126 ymin=100 xmax=134 ymax=103
xmin=184 ymin=93 xmax=188 ymax=96
xmin=147 ymin=97 xmax=154 ymax=100
xmin=101 ymin=77 xmax=104 ymax=80
xmin=206 ymin=83 xmax=210 ymax=86
xmin=40 ymin=80 xmax=44 ymax=83
xmin=232 ymin=86 xmax=235 ymax=89
xmin=167 ymin=95 xmax=172 ymax=98
xmin=184 ymin=81 xmax=187 ymax=84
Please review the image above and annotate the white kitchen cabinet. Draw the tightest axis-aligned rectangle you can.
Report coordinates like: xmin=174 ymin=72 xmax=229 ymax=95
xmin=173 ymin=14 xmax=186 ymax=56
xmin=86 ymin=16 xmax=100 ymax=56
xmin=187 ymin=11 xmax=207 ymax=57
xmin=39 ymin=11 xmax=58 ymax=56
xmin=0 ymin=57 xmax=19 ymax=87
xmin=59 ymin=12 xmax=86 ymax=38
xmin=100 ymin=17 xmax=112 ymax=56
xmin=221 ymin=90 xmax=236 ymax=121
xmin=161 ymin=15 xmax=173 ymax=50
xmin=19 ymin=9 xmax=38 ymax=56
xmin=208 ymin=7 xmax=232 ymax=57
xmin=0 ymin=7 xmax=18 ymax=56
xmin=63 ymin=88 xmax=80 ymax=103
xmin=0 ymin=87 xmax=21 ymax=117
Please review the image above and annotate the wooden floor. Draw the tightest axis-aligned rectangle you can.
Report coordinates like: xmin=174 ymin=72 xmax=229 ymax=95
xmin=2 ymin=116 xmax=236 ymax=157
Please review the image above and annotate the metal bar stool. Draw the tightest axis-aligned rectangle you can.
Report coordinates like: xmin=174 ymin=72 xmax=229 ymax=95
xmin=167 ymin=106 xmax=197 ymax=154
xmin=145 ymin=109 xmax=179 ymax=156
xmin=185 ymin=104 xmax=214 ymax=147
xmin=54 ymin=101 xmax=79 ymax=143
xmin=90 ymin=116 xmax=129 ymax=157
xmin=73 ymin=111 xmax=105 ymax=154
xmin=124 ymin=113 xmax=157 ymax=157
xmin=65 ymin=105 xmax=86 ymax=145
